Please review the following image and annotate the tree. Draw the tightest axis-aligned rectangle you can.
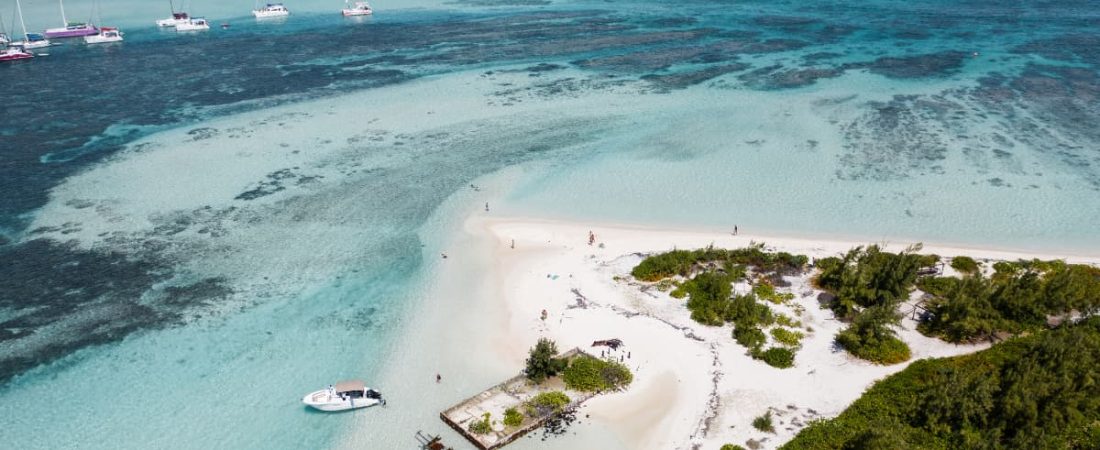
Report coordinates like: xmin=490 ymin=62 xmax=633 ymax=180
xmin=525 ymin=338 xmax=566 ymax=383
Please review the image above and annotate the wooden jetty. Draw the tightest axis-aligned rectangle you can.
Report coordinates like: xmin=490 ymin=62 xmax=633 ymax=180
xmin=439 ymin=348 xmax=600 ymax=450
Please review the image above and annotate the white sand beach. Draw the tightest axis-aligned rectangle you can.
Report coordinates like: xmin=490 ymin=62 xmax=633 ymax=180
xmin=442 ymin=215 xmax=1100 ymax=450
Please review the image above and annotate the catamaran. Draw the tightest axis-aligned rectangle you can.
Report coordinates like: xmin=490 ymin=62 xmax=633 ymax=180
xmin=341 ymin=1 xmax=373 ymax=16
xmin=10 ymin=0 xmax=51 ymax=49
xmin=176 ymin=17 xmax=210 ymax=32
xmin=0 ymin=47 xmax=33 ymax=62
xmin=301 ymin=380 xmax=385 ymax=412
xmin=44 ymin=0 xmax=98 ymax=38
xmin=252 ymin=3 xmax=290 ymax=18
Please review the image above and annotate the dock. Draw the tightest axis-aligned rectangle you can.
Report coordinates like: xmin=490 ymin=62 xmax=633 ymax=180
xmin=440 ymin=348 xmax=601 ymax=450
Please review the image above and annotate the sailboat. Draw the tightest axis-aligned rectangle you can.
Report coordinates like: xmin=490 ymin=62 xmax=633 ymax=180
xmin=341 ymin=1 xmax=373 ymax=16
xmin=84 ymin=1 xmax=123 ymax=44
xmin=156 ymin=0 xmax=191 ymax=27
xmin=44 ymin=0 xmax=98 ymax=38
xmin=9 ymin=0 xmax=51 ymax=49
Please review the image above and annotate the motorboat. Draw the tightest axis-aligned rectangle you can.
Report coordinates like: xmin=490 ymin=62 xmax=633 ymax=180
xmin=253 ymin=3 xmax=290 ymax=18
xmin=302 ymin=380 xmax=384 ymax=412
xmin=341 ymin=1 xmax=372 ymax=16
xmin=0 ymin=47 xmax=33 ymax=62
xmin=84 ymin=26 xmax=122 ymax=44
xmin=44 ymin=0 xmax=97 ymax=38
xmin=176 ymin=17 xmax=210 ymax=32
xmin=157 ymin=12 xmax=191 ymax=27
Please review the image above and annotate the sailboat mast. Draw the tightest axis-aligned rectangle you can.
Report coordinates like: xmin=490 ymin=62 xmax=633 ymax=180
xmin=59 ymin=0 xmax=69 ymax=26
xmin=169 ymin=0 xmax=176 ymax=14
xmin=16 ymin=0 xmax=30 ymax=39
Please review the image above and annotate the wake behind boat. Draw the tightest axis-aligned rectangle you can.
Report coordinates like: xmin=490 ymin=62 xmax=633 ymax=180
xmin=302 ymin=380 xmax=384 ymax=412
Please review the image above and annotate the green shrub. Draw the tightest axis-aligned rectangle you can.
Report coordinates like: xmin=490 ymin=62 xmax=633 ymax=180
xmin=503 ymin=407 xmax=523 ymax=427
xmin=835 ymin=305 xmax=910 ymax=364
xmin=721 ymin=445 xmax=747 ymax=450
xmin=631 ymin=245 xmax=808 ymax=282
xmin=468 ymin=412 xmax=492 ymax=434
xmin=784 ymin=318 xmax=1100 ymax=450
xmin=771 ymin=327 xmax=805 ymax=347
xmin=752 ymin=346 xmax=795 ymax=368
xmin=752 ymin=411 xmax=775 ymax=433
xmin=754 ymin=282 xmax=795 ymax=304
xmin=525 ymin=338 xmax=567 ymax=383
xmin=562 ymin=355 xmax=633 ymax=392
xmin=815 ymin=245 xmax=924 ymax=320
xmin=733 ymin=324 xmax=766 ymax=350
xmin=950 ymin=256 xmax=981 ymax=275
xmin=525 ymin=391 xmax=571 ymax=417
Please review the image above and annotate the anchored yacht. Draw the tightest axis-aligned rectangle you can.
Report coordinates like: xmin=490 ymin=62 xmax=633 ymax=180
xmin=302 ymin=380 xmax=384 ymax=412
xmin=84 ymin=26 xmax=122 ymax=44
xmin=176 ymin=18 xmax=210 ymax=31
xmin=253 ymin=3 xmax=290 ymax=18
xmin=342 ymin=1 xmax=373 ymax=16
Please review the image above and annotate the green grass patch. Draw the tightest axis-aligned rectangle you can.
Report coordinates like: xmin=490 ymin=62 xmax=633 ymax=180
xmin=770 ymin=327 xmax=805 ymax=347
xmin=753 ymin=411 xmax=775 ymax=433
xmin=502 ymin=407 xmax=523 ymax=427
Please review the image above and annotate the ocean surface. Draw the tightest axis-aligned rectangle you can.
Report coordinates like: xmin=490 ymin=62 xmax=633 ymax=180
xmin=2 ymin=0 xmax=1099 ymax=448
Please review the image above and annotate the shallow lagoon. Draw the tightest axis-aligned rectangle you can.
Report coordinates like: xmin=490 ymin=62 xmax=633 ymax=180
xmin=2 ymin=1 xmax=1100 ymax=448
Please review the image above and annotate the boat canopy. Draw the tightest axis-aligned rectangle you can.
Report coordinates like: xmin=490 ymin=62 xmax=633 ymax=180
xmin=26 ymin=33 xmax=46 ymax=40
xmin=173 ymin=12 xmax=190 ymax=19
xmin=335 ymin=380 xmax=366 ymax=393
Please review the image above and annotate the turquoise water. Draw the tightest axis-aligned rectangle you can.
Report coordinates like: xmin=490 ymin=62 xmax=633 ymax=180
xmin=2 ymin=1 xmax=1100 ymax=448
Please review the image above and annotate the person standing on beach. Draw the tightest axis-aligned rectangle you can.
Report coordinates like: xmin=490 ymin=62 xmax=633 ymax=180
xmin=485 ymin=202 xmax=489 ymax=212
xmin=734 ymin=225 xmax=739 ymax=235
xmin=436 ymin=374 xmax=442 ymax=383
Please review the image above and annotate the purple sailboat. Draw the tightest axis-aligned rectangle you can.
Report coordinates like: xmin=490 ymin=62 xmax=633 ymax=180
xmin=43 ymin=0 xmax=98 ymax=39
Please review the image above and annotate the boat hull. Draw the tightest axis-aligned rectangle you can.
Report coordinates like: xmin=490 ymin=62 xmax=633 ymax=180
xmin=253 ymin=11 xmax=290 ymax=18
xmin=44 ymin=26 xmax=98 ymax=39
xmin=0 ymin=50 xmax=33 ymax=62
xmin=11 ymin=40 xmax=51 ymax=49
xmin=342 ymin=9 xmax=372 ymax=16
xmin=176 ymin=23 xmax=210 ymax=32
xmin=84 ymin=35 xmax=122 ymax=44
xmin=156 ymin=18 xmax=189 ymax=27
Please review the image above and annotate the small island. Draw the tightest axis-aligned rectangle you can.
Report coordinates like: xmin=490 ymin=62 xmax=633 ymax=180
xmin=441 ymin=339 xmax=633 ymax=449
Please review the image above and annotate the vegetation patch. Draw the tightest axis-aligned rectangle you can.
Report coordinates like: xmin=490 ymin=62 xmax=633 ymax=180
xmin=632 ymin=244 xmax=808 ymax=282
xmin=783 ymin=317 xmax=1100 ymax=449
xmin=562 ymin=355 xmax=634 ymax=392
xmin=770 ymin=327 xmax=805 ymax=347
xmin=502 ymin=407 xmax=523 ymax=427
xmin=525 ymin=391 xmax=571 ymax=418
xmin=835 ymin=305 xmax=911 ymax=364
xmin=468 ymin=412 xmax=492 ymax=434
xmin=525 ymin=338 xmax=568 ymax=383
xmin=917 ymin=260 xmax=1100 ymax=343
xmin=751 ymin=346 xmax=796 ymax=368
xmin=753 ymin=411 xmax=775 ymax=433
